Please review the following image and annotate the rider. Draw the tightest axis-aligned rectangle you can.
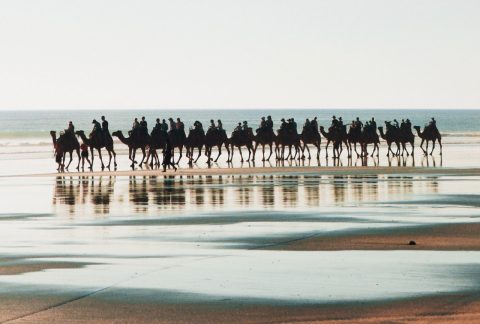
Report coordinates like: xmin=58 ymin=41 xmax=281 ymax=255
xmin=257 ymin=117 xmax=266 ymax=133
xmin=304 ymin=118 xmax=311 ymax=130
xmin=101 ymin=116 xmax=110 ymax=141
xmin=291 ymin=118 xmax=297 ymax=132
xmin=176 ymin=118 xmax=185 ymax=131
xmin=161 ymin=119 xmax=169 ymax=132
xmin=331 ymin=116 xmax=338 ymax=129
xmin=168 ymin=118 xmax=176 ymax=131
xmin=132 ymin=118 xmax=140 ymax=130
xmin=393 ymin=119 xmax=399 ymax=128
xmin=280 ymin=118 xmax=287 ymax=130
xmin=355 ymin=117 xmax=363 ymax=129
xmin=242 ymin=121 xmax=249 ymax=131
xmin=234 ymin=122 xmax=242 ymax=132
xmin=92 ymin=119 xmax=102 ymax=133
xmin=154 ymin=118 xmax=162 ymax=132
xmin=140 ymin=116 xmax=148 ymax=135
xmin=310 ymin=117 xmax=318 ymax=131
xmin=430 ymin=117 xmax=437 ymax=127
xmin=370 ymin=117 xmax=377 ymax=129
xmin=338 ymin=117 xmax=344 ymax=128
xmin=209 ymin=119 xmax=216 ymax=130
xmin=405 ymin=118 xmax=412 ymax=129
xmin=65 ymin=121 xmax=75 ymax=137
xmin=217 ymin=119 xmax=223 ymax=131
xmin=266 ymin=116 xmax=273 ymax=130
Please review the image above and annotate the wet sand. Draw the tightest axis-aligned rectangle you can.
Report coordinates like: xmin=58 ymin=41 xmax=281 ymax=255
xmin=23 ymin=165 xmax=480 ymax=178
xmin=2 ymin=167 xmax=480 ymax=322
xmin=274 ymin=223 xmax=480 ymax=251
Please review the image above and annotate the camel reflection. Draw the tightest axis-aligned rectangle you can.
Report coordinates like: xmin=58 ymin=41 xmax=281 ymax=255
xmin=53 ymin=176 xmax=114 ymax=215
xmin=53 ymin=173 xmax=441 ymax=215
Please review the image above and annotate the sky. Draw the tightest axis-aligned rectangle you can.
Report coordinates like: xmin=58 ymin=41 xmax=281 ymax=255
xmin=0 ymin=0 xmax=479 ymax=110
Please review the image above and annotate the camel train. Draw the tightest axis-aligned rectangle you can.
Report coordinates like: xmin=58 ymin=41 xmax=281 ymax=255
xmin=50 ymin=116 xmax=441 ymax=170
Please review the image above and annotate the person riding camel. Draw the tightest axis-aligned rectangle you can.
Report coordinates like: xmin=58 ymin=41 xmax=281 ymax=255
xmin=242 ymin=121 xmax=249 ymax=132
xmin=176 ymin=118 xmax=185 ymax=141
xmin=209 ymin=119 xmax=216 ymax=131
xmin=161 ymin=119 xmax=168 ymax=132
xmin=338 ymin=117 xmax=343 ymax=128
xmin=331 ymin=116 xmax=338 ymax=129
xmin=217 ymin=119 xmax=223 ymax=131
xmin=234 ymin=122 xmax=242 ymax=133
xmin=310 ymin=117 xmax=318 ymax=131
xmin=129 ymin=118 xmax=140 ymax=137
xmin=393 ymin=119 xmax=399 ymax=128
xmin=65 ymin=121 xmax=75 ymax=138
xmin=257 ymin=117 xmax=267 ymax=133
xmin=266 ymin=116 xmax=273 ymax=130
xmin=405 ymin=118 xmax=412 ymax=129
xmin=304 ymin=118 xmax=311 ymax=131
xmin=91 ymin=119 xmax=102 ymax=138
xmin=370 ymin=117 xmax=377 ymax=129
xmin=168 ymin=118 xmax=176 ymax=131
xmin=355 ymin=117 xmax=363 ymax=129
xmin=291 ymin=118 xmax=297 ymax=132
xmin=140 ymin=116 xmax=148 ymax=136
xmin=280 ymin=118 xmax=287 ymax=130
xmin=430 ymin=117 xmax=437 ymax=127
xmin=101 ymin=116 xmax=111 ymax=142
xmin=154 ymin=118 xmax=162 ymax=132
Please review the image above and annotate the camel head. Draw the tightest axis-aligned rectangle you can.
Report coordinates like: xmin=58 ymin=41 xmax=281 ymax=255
xmin=319 ymin=126 xmax=325 ymax=131
xmin=413 ymin=126 xmax=421 ymax=131
xmin=111 ymin=130 xmax=122 ymax=138
xmin=50 ymin=130 xmax=56 ymax=137
xmin=75 ymin=130 xmax=85 ymax=137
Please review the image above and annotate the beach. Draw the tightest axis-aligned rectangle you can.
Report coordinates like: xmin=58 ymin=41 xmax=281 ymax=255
xmin=0 ymin=155 xmax=480 ymax=322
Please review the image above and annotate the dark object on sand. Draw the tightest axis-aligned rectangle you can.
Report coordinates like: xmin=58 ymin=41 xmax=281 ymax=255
xmin=409 ymin=240 xmax=416 ymax=245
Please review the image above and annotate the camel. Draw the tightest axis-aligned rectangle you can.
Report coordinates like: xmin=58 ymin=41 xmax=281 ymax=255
xmin=185 ymin=128 xmax=205 ymax=164
xmin=414 ymin=125 xmax=442 ymax=155
xmin=359 ymin=126 xmax=380 ymax=157
xmin=76 ymin=130 xmax=117 ymax=169
xmin=50 ymin=131 xmax=81 ymax=170
xmin=378 ymin=122 xmax=400 ymax=157
xmin=347 ymin=126 xmax=362 ymax=158
xmin=168 ymin=129 xmax=186 ymax=164
xmin=253 ymin=129 xmax=276 ymax=162
xmin=319 ymin=126 xmax=342 ymax=158
xmin=204 ymin=128 xmax=229 ymax=163
xmin=276 ymin=128 xmax=301 ymax=161
xmin=147 ymin=128 xmax=168 ymax=167
xmin=112 ymin=130 xmax=149 ymax=168
xmin=300 ymin=126 xmax=321 ymax=160
xmin=399 ymin=126 xmax=415 ymax=156
xmin=228 ymin=128 xmax=255 ymax=162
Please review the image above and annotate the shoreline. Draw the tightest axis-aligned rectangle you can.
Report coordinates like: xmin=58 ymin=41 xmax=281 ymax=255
xmin=8 ymin=166 xmax=480 ymax=178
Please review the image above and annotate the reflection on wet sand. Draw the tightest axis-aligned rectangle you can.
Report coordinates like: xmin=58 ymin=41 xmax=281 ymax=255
xmin=52 ymin=174 xmax=443 ymax=216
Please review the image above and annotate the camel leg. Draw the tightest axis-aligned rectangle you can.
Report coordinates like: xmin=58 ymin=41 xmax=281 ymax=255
xmin=90 ymin=147 xmax=95 ymax=167
xmin=214 ymin=145 xmax=221 ymax=162
xmin=425 ymin=141 xmax=429 ymax=155
xmin=262 ymin=145 xmax=265 ymax=161
xmin=140 ymin=148 xmax=146 ymax=165
xmin=305 ymin=144 xmax=311 ymax=160
xmin=410 ymin=142 xmax=414 ymax=156
xmin=176 ymin=146 xmax=183 ymax=164
xmin=76 ymin=149 xmax=81 ymax=170
xmin=267 ymin=144 xmax=273 ymax=161
xmin=195 ymin=147 xmax=202 ymax=163
xmin=438 ymin=139 xmax=442 ymax=155
xmin=97 ymin=148 xmax=105 ymax=169
xmin=430 ymin=140 xmax=436 ymax=155
xmin=65 ymin=151 xmax=73 ymax=169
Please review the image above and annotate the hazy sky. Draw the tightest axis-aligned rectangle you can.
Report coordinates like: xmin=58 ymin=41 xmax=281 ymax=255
xmin=0 ymin=0 xmax=479 ymax=110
